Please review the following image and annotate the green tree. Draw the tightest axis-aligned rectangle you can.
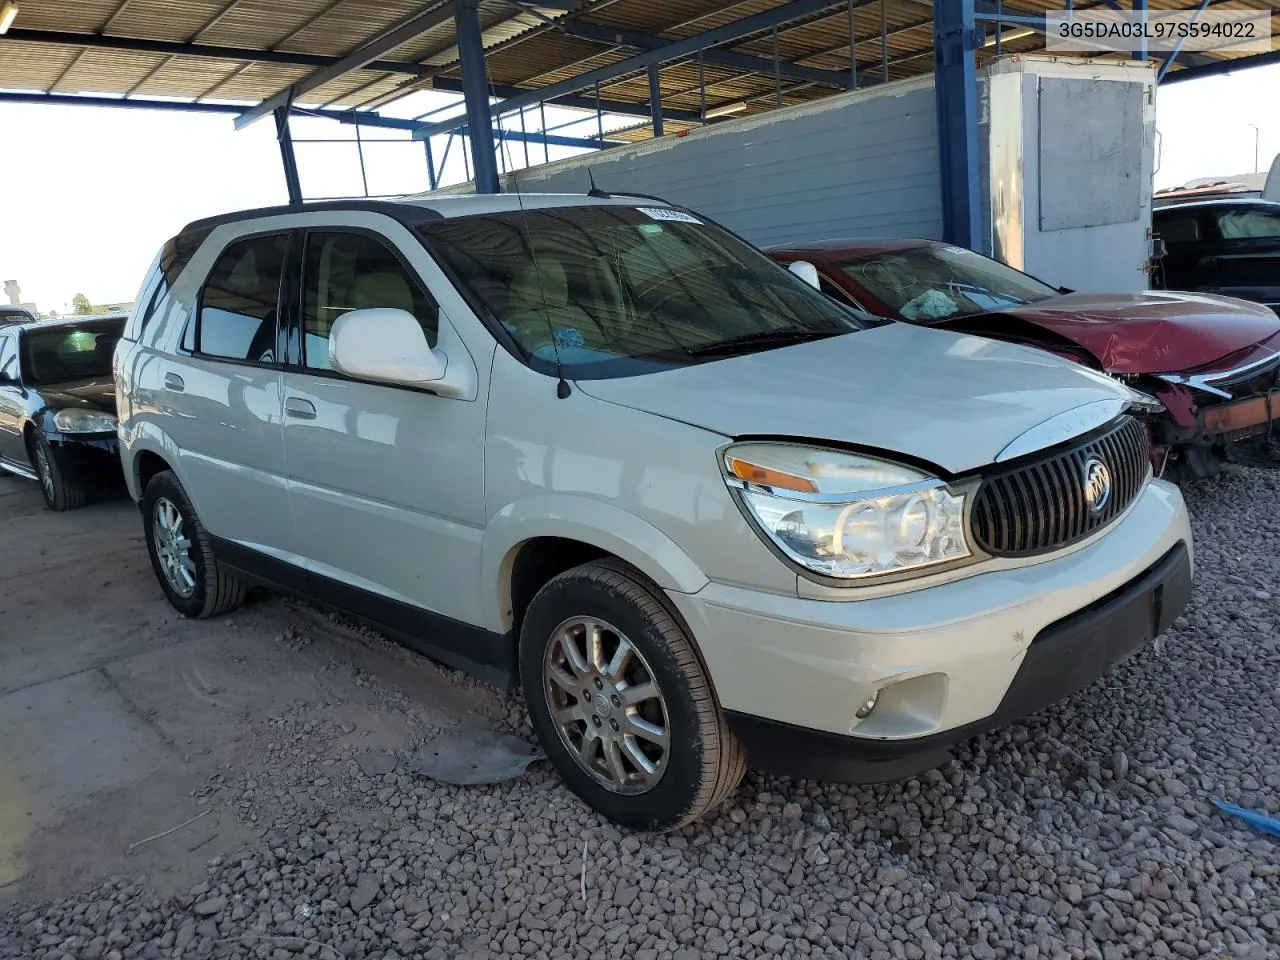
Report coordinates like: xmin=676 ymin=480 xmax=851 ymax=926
xmin=71 ymin=293 xmax=93 ymax=315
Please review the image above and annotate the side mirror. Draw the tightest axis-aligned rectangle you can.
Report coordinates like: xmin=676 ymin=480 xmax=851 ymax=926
xmin=787 ymin=260 xmax=822 ymax=290
xmin=1150 ymin=237 xmax=1168 ymax=259
xmin=329 ymin=308 xmax=446 ymax=386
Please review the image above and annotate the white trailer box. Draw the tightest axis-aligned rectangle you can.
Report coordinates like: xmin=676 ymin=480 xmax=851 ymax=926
xmin=983 ymin=55 xmax=1156 ymax=292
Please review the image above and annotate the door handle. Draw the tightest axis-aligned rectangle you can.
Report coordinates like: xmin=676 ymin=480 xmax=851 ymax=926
xmin=163 ymin=372 xmax=185 ymax=392
xmin=285 ymin=397 xmax=317 ymax=420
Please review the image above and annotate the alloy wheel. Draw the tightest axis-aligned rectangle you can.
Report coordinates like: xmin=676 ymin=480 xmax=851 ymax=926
xmin=542 ymin=616 xmax=670 ymax=795
xmin=34 ymin=441 xmax=54 ymax=503
xmin=153 ymin=497 xmax=196 ymax=598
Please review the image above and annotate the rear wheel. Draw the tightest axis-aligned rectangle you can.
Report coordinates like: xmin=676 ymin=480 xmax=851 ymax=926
xmin=142 ymin=470 xmax=246 ymax=618
xmin=520 ymin=559 xmax=745 ymax=830
xmin=30 ymin=433 xmax=87 ymax=511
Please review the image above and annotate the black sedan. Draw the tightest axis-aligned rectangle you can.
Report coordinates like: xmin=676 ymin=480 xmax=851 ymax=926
xmin=1153 ymin=198 xmax=1280 ymax=314
xmin=0 ymin=315 xmax=125 ymax=510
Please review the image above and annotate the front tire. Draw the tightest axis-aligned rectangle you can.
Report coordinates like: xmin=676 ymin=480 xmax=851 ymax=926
xmin=30 ymin=433 xmax=87 ymax=511
xmin=142 ymin=470 xmax=246 ymax=618
xmin=520 ymin=559 xmax=745 ymax=830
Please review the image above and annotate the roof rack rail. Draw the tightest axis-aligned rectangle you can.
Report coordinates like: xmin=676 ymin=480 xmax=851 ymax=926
xmin=608 ymin=191 xmax=673 ymax=205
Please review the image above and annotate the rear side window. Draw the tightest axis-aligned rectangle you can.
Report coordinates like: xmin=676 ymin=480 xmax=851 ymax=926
xmin=127 ymin=229 xmax=211 ymax=343
xmin=300 ymin=231 xmax=439 ymax=371
xmin=196 ymin=233 xmax=289 ymax=363
xmin=1155 ymin=213 xmax=1201 ymax=244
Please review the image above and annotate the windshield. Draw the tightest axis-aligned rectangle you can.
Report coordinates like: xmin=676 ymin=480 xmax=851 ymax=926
xmin=418 ymin=205 xmax=876 ymax=378
xmin=837 ymin=245 xmax=1059 ymax=321
xmin=21 ymin=318 xmax=124 ymax=385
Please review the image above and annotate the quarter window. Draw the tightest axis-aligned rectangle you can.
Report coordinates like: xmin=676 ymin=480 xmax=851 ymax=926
xmin=1155 ymin=213 xmax=1201 ymax=244
xmin=196 ymin=233 xmax=289 ymax=363
xmin=301 ymin=231 xmax=439 ymax=371
xmin=0 ymin=336 xmax=15 ymax=379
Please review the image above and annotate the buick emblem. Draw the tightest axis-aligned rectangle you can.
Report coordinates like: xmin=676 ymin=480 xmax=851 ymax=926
xmin=1083 ymin=456 xmax=1112 ymax=514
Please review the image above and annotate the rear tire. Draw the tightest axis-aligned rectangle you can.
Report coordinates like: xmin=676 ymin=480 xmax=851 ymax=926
xmin=520 ymin=559 xmax=745 ymax=830
xmin=30 ymin=432 xmax=88 ymax=511
xmin=142 ymin=470 xmax=246 ymax=619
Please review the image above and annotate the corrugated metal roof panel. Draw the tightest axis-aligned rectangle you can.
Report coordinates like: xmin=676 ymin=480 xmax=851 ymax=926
xmin=0 ymin=0 xmax=1275 ymax=127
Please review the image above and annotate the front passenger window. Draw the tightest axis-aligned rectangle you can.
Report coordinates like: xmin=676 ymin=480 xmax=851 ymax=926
xmin=302 ymin=231 xmax=440 ymax=371
xmin=196 ymin=234 xmax=289 ymax=363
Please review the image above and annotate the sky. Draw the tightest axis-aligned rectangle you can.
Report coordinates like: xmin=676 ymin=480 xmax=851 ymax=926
xmin=1 ymin=63 xmax=1278 ymax=316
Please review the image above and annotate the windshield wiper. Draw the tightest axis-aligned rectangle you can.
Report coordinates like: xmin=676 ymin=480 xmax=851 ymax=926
xmin=686 ymin=328 xmax=833 ymax=357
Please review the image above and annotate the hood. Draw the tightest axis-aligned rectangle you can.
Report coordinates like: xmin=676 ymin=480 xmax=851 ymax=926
xmin=993 ymin=291 xmax=1280 ymax=374
xmin=576 ymin=324 xmax=1133 ymax=475
xmin=40 ymin=378 xmax=117 ymax=414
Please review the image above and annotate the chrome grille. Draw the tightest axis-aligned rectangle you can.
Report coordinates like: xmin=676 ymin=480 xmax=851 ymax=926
xmin=971 ymin=417 xmax=1150 ymax=557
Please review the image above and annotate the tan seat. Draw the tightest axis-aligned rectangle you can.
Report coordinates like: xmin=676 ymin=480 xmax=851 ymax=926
xmin=504 ymin=260 xmax=603 ymax=348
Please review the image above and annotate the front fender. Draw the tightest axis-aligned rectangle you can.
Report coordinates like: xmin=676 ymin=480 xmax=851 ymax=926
xmin=480 ymin=494 xmax=709 ymax=634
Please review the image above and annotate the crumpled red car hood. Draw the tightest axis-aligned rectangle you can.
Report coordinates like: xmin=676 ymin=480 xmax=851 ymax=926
xmin=997 ymin=291 xmax=1280 ymax=374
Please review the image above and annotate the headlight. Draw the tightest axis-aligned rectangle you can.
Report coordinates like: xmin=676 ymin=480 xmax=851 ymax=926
xmin=1124 ymin=388 xmax=1166 ymax=415
xmin=723 ymin=442 xmax=972 ymax=581
xmin=53 ymin=408 xmax=117 ymax=433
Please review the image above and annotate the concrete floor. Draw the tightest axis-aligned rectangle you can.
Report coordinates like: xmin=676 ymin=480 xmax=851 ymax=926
xmin=0 ymin=474 xmax=506 ymax=910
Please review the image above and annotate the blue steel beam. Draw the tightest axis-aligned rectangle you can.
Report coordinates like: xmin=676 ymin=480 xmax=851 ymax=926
xmin=423 ymin=76 xmax=705 ymax=124
xmin=1157 ymin=0 xmax=1211 ymax=82
xmin=234 ymin=1 xmax=458 ymax=129
xmin=1132 ymin=0 xmax=1147 ymax=61
xmin=556 ymin=20 xmax=855 ymax=88
xmin=458 ymin=125 xmax=620 ymax=149
xmin=414 ymin=0 xmax=853 ymax=139
xmin=934 ymin=0 xmax=981 ymax=250
xmin=274 ymin=106 xmax=304 ymax=204
xmin=455 ymin=0 xmax=500 ymax=193
xmin=647 ymin=64 xmax=664 ymax=138
xmin=0 ymin=91 xmax=613 ymax=150
xmin=1159 ymin=47 xmax=1280 ymax=84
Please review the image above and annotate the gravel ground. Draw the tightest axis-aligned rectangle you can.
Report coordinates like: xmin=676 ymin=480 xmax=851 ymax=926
xmin=3 ymin=468 xmax=1280 ymax=960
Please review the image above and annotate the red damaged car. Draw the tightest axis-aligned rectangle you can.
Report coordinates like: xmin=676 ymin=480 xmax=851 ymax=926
xmin=768 ymin=238 xmax=1280 ymax=479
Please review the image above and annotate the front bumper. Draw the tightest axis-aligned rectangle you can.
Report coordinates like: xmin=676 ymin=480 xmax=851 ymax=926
xmin=47 ymin=434 xmax=122 ymax=486
xmin=666 ymin=480 xmax=1192 ymax=781
xmin=725 ymin=541 xmax=1190 ymax=782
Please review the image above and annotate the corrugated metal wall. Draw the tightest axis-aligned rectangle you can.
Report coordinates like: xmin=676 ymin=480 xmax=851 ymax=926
xmin=505 ymin=75 xmax=943 ymax=247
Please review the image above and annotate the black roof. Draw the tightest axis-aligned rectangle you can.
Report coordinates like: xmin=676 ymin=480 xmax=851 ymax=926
xmin=1154 ymin=197 xmax=1280 ymax=214
xmin=178 ymin=198 xmax=443 ymax=238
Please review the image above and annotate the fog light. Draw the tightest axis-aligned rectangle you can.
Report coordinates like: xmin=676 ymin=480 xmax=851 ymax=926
xmin=854 ymin=692 xmax=879 ymax=720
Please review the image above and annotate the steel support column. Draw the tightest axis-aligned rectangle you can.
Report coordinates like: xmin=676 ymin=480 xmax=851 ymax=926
xmin=933 ymin=0 xmax=981 ymax=249
xmin=1132 ymin=0 xmax=1147 ymax=61
xmin=274 ymin=106 xmax=304 ymax=204
xmin=424 ymin=139 xmax=438 ymax=190
xmin=456 ymin=0 xmax=500 ymax=193
xmin=647 ymin=64 xmax=664 ymax=137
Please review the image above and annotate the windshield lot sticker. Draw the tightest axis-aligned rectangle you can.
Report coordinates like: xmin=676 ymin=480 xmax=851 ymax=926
xmin=553 ymin=327 xmax=586 ymax=348
xmin=638 ymin=207 xmax=702 ymax=224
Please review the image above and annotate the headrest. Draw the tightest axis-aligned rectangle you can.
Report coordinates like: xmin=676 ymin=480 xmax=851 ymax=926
xmin=510 ymin=261 xmax=570 ymax=310
xmin=352 ymin=271 xmax=415 ymax=315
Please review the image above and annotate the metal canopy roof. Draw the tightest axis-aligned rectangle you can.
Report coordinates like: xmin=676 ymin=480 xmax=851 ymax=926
xmin=2 ymin=0 xmax=1278 ymax=140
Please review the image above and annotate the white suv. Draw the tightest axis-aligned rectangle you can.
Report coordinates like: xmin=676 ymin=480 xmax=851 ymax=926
xmin=116 ymin=194 xmax=1193 ymax=829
